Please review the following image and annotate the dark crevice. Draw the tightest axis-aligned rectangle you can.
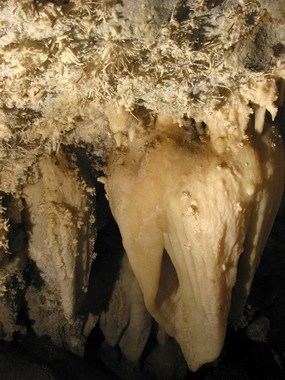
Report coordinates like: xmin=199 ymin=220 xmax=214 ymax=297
xmin=155 ymin=249 xmax=179 ymax=309
xmin=139 ymin=320 xmax=159 ymax=367
xmin=84 ymin=324 xmax=120 ymax=379
xmin=80 ymin=209 xmax=123 ymax=317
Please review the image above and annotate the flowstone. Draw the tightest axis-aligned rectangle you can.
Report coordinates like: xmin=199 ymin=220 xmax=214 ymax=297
xmin=0 ymin=0 xmax=284 ymax=378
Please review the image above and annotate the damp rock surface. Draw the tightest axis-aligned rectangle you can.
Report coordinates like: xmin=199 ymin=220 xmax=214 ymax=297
xmin=0 ymin=0 xmax=285 ymax=379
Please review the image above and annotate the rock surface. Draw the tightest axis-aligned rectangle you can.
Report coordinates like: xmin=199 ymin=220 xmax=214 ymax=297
xmin=0 ymin=0 xmax=284 ymax=378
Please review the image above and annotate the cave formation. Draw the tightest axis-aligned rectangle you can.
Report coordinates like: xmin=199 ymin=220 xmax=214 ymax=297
xmin=0 ymin=0 xmax=285 ymax=379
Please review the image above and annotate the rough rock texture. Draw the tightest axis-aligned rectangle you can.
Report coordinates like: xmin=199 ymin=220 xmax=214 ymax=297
xmin=0 ymin=0 xmax=285 ymax=378
xmin=23 ymin=152 xmax=96 ymax=354
xmin=1 ymin=0 xmax=285 ymax=181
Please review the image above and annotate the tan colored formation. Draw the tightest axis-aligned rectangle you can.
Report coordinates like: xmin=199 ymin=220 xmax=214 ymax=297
xmin=106 ymin=102 xmax=284 ymax=370
xmin=23 ymin=153 xmax=96 ymax=354
xmin=0 ymin=0 xmax=285 ymax=376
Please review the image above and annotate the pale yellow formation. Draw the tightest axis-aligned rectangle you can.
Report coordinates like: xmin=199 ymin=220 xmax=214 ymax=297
xmin=23 ymin=153 xmax=95 ymax=353
xmin=106 ymin=101 xmax=284 ymax=371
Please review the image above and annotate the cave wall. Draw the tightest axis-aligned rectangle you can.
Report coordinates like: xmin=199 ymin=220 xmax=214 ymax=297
xmin=0 ymin=0 xmax=285 ymax=379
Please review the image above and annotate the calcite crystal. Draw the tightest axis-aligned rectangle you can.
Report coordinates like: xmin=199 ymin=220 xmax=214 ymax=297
xmin=0 ymin=0 xmax=285 ymax=377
